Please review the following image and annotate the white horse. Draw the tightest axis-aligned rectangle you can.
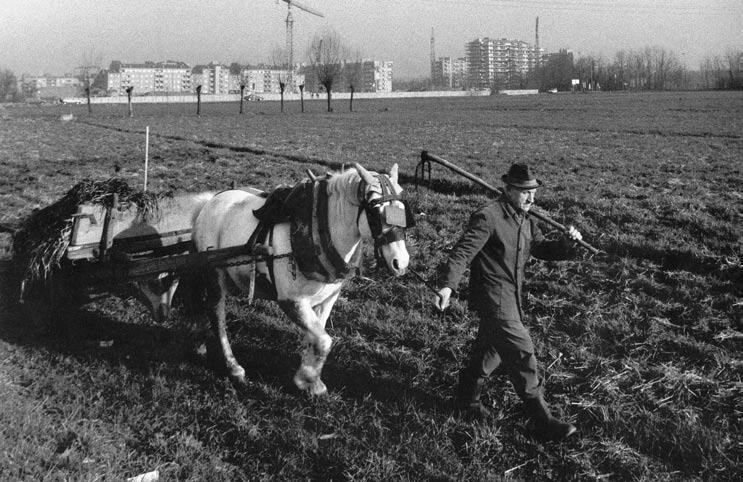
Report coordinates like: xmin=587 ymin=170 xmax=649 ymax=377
xmin=191 ymin=163 xmax=411 ymax=395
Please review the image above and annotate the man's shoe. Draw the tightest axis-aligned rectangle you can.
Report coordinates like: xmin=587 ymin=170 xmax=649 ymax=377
xmin=535 ymin=418 xmax=578 ymax=440
xmin=454 ymin=370 xmax=489 ymax=421
xmin=525 ymin=397 xmax=578 ymax=440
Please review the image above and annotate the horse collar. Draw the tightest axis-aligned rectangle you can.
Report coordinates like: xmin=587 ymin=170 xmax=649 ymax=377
xmin=290 ymin=179 xmax=360 ymax=283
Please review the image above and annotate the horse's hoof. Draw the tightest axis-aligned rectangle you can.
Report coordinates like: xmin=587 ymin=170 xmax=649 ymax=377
xmin=309 ymin=380 xmax=328 ymax=397
xmin=293 ymin=373 xmax=327 ymax=396
xmin=229 ymin=367 xmax=247 ymax=387
xmin=293 ymin=373 xmax=311 ymax=391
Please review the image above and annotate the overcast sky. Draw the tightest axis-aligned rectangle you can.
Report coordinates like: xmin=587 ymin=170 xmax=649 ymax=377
xmin=2 ymin=0 xmax=741 ymax=78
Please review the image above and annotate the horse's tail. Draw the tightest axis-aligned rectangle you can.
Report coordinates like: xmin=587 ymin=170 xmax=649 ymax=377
xmin=172 ymin=191 xmax=216 ymax=318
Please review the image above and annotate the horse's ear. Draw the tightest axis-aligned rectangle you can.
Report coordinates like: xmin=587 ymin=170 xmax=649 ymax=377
xmin=353 ymin=163 xmax=376 ymax=185
xmin=389 ymin=164 xmax=399 ymax=184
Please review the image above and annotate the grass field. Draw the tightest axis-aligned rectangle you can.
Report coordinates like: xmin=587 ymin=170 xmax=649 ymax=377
xmin=0 ymin=92 xmax=741 ymax=481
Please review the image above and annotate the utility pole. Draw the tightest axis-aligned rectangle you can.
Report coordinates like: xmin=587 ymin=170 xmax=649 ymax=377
xmin=535 ymin=17 xmax=540 ymax=69
xmin=285 ymin=6 xmax=294 ymax=91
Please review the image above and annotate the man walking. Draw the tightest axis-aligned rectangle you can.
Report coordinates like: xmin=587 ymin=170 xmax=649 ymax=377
xmin=435 ymin=163 xmax=582 ymax=440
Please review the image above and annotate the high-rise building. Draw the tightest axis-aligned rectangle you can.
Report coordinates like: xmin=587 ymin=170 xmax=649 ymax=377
xmin=366 ymin=60 xmax=393 ymax=93
xmin=465 ymin=38 xmax=542 ymax=90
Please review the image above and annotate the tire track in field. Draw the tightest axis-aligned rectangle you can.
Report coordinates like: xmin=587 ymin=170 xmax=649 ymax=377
xmin=78 ymin=119 xmax=428 ymax=187
xmin=495 ymin=123 xmax=742 ymax=140
xmin=79 ymin=119 xmax=348 ymax=172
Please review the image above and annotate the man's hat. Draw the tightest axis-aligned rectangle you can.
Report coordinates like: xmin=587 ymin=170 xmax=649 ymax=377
xmin=501 ymin=163 xmax=543 ymax=189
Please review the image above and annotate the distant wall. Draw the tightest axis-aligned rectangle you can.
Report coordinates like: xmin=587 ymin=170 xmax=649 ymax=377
xmin=495 ymin=89 xmax=539 ymax=96
xmin=61 ymin=90 xmax=493 ymax=104
xmin=38 ymin=86 xmax=79 ymax=101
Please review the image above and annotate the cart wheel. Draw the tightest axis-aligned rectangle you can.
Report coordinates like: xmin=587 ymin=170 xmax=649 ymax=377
xmin=20 ymin=274 xmax=84 ymax=336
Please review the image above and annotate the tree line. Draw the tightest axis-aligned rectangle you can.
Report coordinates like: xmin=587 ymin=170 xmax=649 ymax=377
xmin=538 ymin=46 xmax=743 ymax=92
xmin=2 ymin=43 xmax=742 ymax=103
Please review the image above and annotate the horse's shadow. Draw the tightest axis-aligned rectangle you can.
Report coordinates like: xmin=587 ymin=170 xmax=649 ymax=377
xmin=220 ymin=311 xmax=449 ymax=411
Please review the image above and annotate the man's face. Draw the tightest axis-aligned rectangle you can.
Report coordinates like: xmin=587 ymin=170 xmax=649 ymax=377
xmin=506 ymin=186 xmax=537 ymax=212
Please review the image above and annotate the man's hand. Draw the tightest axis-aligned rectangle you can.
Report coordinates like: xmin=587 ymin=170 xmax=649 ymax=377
xmin=436 ymin=287 xmax=452 ymax=311
xmin=567 ymin=225 xmax=582 ymax=241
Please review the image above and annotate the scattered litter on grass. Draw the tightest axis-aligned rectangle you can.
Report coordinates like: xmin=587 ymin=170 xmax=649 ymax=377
xmin=503 ymin=460 xmax=528 ymax=476
xmin=713 ymin=330 xmax=743 ymax=341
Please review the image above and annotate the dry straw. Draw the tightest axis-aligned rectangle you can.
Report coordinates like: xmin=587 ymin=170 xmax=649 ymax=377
xmin=12 ymin=178 xmax=169 ymax=301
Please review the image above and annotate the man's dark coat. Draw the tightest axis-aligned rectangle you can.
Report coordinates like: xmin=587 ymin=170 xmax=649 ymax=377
xmin=441 ymin=193 xmax=575 ymax=321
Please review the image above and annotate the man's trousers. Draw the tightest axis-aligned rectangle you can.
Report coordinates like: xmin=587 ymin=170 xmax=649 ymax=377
xmin=457 ymin=304 xmax=543 ymax=404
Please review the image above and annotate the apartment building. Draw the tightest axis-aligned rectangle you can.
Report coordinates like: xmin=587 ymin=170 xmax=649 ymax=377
xmin=432 ymin=57 xmax=468 ymax=89
xmin=106 ymin=60 xmax=191 ymax=95
xmin=20 ymin=74 xmax=82 ymax=100
xmin=21 ymin=74 xmax=80 ymax=91
xmin=466 ymin=38 xmax=542 ymax=90
xmin=368 ymin=60 xmax=393 ymax=93
xmin=233 ymin=67 xmax=304 ymax=94
xmin=192 ymin=63 xmax=231 ymax=94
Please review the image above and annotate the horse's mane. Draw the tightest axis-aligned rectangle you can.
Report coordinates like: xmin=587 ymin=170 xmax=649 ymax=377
xmin=325 ymin=168 xmax=364 ymax=203
xmin=325 ymin=166 xmax=402 ymax=203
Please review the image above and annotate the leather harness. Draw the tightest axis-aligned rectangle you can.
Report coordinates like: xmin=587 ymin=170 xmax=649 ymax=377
xmin=241 ymin=173 xmax=412 ymax=299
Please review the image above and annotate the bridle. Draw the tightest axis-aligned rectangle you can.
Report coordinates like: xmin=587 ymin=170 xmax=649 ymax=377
xmin=356 ymin=173 xmax=415 ymax=256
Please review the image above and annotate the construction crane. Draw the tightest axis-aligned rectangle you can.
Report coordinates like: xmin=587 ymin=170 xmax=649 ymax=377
xmin=276 ymin=0 xmax=324 ymax=92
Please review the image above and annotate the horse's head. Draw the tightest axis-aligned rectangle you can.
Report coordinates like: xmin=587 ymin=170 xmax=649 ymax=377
xmin=354 ymin=163 xmax=412 ymax=277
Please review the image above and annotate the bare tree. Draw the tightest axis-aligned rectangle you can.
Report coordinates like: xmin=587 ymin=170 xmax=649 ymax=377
xmin=76 ymin=50 xmax=102 ymax=114
xmin=0 ymin=68 xmax=18 ymax=102
xmin=308 ymin=27 xmax=348 ymax=112
xmin=270 ymin=45 xmax=288 ymax=112
xmin=538 ymin=49 xmax=573 ymax=91
xmin=629 ymin=49 xmax=645 ymax=89
xmin=576 ymin=46 xmax=694 ymax=92
xmin=345 ymin=48 xmax=364 ymax=112
xmin=126 ymin=86 xmax=134 ymax=117
xmin=229 ymin=62 xmax=248 ymax=114
xmin=724 ymin=47 xmax=743 ymax=89
xmin=713 ymin=55 xmax=725 ymax=88
xmin=239 ymin=76 xmax=246 ymax=114
xmin=195 ymin=85 xmax=202 ymax=116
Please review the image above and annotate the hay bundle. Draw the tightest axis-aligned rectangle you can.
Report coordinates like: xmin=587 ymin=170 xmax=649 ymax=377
xmin=12 ymin=178 xmax=168 ymax=301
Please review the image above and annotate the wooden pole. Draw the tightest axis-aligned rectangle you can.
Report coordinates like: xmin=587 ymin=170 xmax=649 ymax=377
xmin=144 ymin=126 xmax=149 ymax=191
xmin=421 ymin=151 xmax=600 ymax=254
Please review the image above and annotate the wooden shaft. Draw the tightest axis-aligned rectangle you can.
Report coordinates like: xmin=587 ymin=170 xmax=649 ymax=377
xmin=421 ymin=151 xmax=599 ymax=254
